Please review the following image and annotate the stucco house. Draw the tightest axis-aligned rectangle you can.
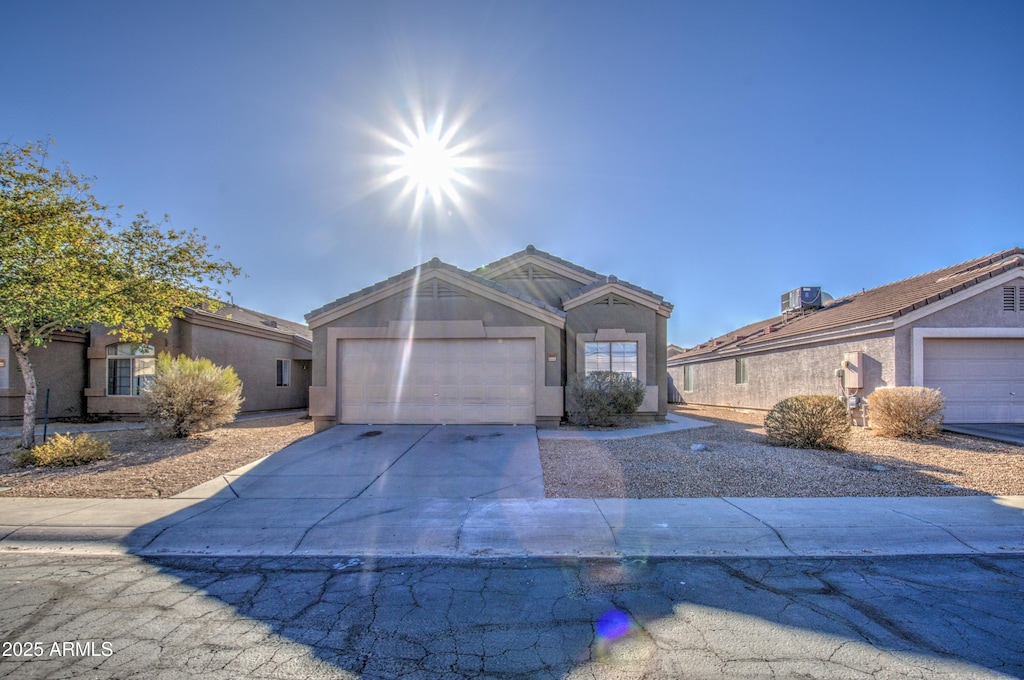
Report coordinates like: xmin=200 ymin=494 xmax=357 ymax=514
xmin=0 ymin=304 xmax=312 ymax=423
xmin=667 ymin=248 xmax=1024 ymax=425
xmin=306 ymin=246 xmax=673 ymax=432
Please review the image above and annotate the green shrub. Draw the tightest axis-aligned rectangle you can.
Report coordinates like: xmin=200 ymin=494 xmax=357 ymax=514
xmin=141 ymin=353 xmax=243 ymax=438
xmin=14 ymin=433 xmax=110 ymax=468
xmin=764 ymin=395 xmax=850 ymax=450
xmin=567 ymin=371 xmax=646 ymax=427
xmin=868 ymin=387 xmax=945 ymax=438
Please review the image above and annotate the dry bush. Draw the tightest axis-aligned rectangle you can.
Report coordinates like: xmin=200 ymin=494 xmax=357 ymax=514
xmin=868 ymin=386 xmax=945 ymax=438
xmin=141 ymin=353 xmax=243 ymax=438
xmin=567 ymin=371 xmax=646 ymax=427
xmin=764 ymin=395 xmax=850 ymax=450
xmin=14 ymin=433 xmax=110 ymax=468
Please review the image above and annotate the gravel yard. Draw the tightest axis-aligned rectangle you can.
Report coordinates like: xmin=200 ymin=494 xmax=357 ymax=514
xmin=539 ymin=405 xmax=1024 ymax=498
xmin=0 ymin=413 xmax=313 ymax=498
xmin=3 ymin=407 xmax=1023 ymax=499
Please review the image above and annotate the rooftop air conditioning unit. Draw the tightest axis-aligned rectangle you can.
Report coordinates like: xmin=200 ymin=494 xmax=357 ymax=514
xmin=781 ymin=286 xmax=823 ymax=313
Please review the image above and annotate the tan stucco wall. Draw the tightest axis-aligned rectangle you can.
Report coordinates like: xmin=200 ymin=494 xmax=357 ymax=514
xmin=894 ymin=275 xmax=1024 ymax=386
xmin=0 ymin=332 xmax=87 ymax=422
xmin=669 ymin=333 xmax=896 ymax=412
xmin=85 ymin=319 xmax=311 ymax=418
xmin=311 ymin=290 xmax=564 ymax=387
xmin=565 ymin=300 xmax=666 ymax=416
xmin=491 ymin=272 xmax=583 ymax=309
xmin=308 ymin=286 xmax=565 ymax=429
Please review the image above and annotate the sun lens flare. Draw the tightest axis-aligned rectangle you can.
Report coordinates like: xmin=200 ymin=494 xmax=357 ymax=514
xmin=374 ymin=107 xmax=482 ymax=221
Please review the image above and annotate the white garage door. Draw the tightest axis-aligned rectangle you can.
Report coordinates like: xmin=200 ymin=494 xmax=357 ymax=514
xmin=923 ymin=338 xmax=1024 ymax=423
xmin=339 ymin=338 xmax=535 ymax=425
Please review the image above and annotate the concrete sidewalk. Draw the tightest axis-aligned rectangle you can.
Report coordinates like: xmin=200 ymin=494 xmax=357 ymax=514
xmin=1 ymin=416 xmax=1022 ymax=560
xmin=0 ymin=493 xmax=1020 ymax=559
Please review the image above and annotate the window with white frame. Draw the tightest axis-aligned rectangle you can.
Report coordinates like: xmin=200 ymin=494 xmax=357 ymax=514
xmin=276 ymin=359 xmax=290 ymax=387
xmin=683 ymin=365 xmax=694 ymax=392
xmin=584 ymin=341 xmax=638 ymax=378
xmin=735 ymin=357 xmax=748 ymax=385
xmin=106 ymin=344 xmax=155 ymax=396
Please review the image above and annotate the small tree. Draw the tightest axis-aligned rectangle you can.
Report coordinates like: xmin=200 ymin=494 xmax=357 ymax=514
xmin=141 ymin=353 xmax=243 ymax=438
xmin=567 ymin=371 xmax=646 ymax=427
xmin=1 ymin=140 xmax=240 ymax=448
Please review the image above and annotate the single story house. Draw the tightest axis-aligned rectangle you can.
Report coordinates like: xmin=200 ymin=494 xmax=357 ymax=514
xmin=306 ymin=245 xmax=673 ymax=432
xmin=1 ymin=304 xmax=312 ymax=423
xmin=667 ymin=247 xmax=1024 ymax=425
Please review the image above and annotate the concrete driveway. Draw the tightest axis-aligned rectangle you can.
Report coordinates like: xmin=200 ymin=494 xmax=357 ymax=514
xmin=945 ymin=423 xmax=1024 ymax=446
xmin=217 ymin=424 xmax=545 ymax=500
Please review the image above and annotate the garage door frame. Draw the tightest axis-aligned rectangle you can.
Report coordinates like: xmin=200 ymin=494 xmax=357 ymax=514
xmin=319 ymin=320 xmax=564 ymax=426
xmin=912 ymin=327 xmax=1024 ymax=423
xmin=339 ymin=336 xmax=536 ymax=425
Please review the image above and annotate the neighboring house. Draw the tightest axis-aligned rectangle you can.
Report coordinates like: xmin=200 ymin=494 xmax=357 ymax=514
xmin=667 ymin=248 xmax=1024 ymax=425
xmin=0 ymin=304 xmax=312 ymax=423
xmin=306 ymin=245 xmax=673 ymax=432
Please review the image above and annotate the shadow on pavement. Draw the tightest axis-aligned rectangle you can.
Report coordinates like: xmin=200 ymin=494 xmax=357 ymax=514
xmin=105 ymin=425 xmax=1024 ymax=677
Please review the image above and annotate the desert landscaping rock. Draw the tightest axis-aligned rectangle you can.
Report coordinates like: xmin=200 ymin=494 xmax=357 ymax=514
xmin=0 ymin=414 xmax=313 ymax=498
xmin=539 ymin=405 xmax=1024 ymax=498
xmin=2 ymin=406 xmax=1023 ymax=500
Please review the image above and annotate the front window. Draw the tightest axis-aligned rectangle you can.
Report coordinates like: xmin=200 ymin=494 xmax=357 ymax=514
xmin=683 ymin=365 xmax=694 ymax=392
xmin=106 ymin=343 xmax=155 ymax=396
xmin=276 ymin=359 xmax=290 ymax=387
xmin=585 ymin=341 xmax=638 ymax=378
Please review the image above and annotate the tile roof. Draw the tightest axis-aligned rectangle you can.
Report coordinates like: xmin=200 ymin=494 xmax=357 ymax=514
xmin=560 ymin=274 xmax=673 ymax=311
xmin=670 ymin=247 xmax=1024 ymax=363
xmin=305 ymin=257 xmax=566 ymax=322
xmin=190 ymin=304 xmax=313 ymax=343
xmin=477 ymin=245 xmax=673 ymax=311
xmin=475 ymin=244 xmax=603 ymax=282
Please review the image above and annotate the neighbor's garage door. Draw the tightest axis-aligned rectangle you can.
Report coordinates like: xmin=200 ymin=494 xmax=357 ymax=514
xmin=339 ymin=338 xmax=535 ymax=424
xmin=923 ymin=338 xmax=1024 ymax=423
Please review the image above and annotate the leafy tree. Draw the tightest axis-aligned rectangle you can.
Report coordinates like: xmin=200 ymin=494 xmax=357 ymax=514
xmin=1 ymin=140 xmax=240 ymax=448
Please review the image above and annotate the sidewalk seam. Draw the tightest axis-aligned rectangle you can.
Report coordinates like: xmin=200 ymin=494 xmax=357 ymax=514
xmin=721 ymin=498 xmax=798 ymax=556
xmin=889 ymin=509 xmax=979 ymax=553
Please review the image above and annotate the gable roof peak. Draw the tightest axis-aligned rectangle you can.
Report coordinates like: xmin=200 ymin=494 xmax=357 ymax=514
xmin=305 ymin=255 xmax=566 ymax=324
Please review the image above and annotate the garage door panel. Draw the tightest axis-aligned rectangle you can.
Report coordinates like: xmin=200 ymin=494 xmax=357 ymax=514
xmin=340 ymin=338 xmax=536 ymax=424
xmin=923 ymin=338 xmax=1024 ymax=423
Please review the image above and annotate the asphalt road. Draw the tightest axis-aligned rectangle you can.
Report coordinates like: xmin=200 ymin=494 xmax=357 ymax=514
xmin=1 ymin=554 xmax=1021 ymax=679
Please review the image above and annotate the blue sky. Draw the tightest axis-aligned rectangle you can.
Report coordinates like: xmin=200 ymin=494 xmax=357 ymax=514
xmin=4 ymin=1 xmax=1023 ymax=347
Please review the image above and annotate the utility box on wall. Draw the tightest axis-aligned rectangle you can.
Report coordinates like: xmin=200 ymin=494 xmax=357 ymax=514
xmin=842 ymin=351 xmax=864 ymax=390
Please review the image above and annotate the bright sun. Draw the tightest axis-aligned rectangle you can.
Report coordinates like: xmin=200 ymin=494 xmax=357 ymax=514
xmin=379 ymin=111 xmax=478 ymax=217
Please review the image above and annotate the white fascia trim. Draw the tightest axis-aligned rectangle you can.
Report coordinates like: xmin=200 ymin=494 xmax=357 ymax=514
xmin=911 ymin=327 xmax=1024 ymax=386
xmin=307 ymin=268 xmax=566 ymax=329
xmin=478 ymin=253 xmax=598 ymax=286
xmin=562 ymin=282 xmax=666 ymax=315
xmin=712 ymin=319 xmax=894 ymax=359
xmin=893 ymin=268 xmax=1024 ymax=329
xmin=668 ymin=320 xmax=894 ymax=367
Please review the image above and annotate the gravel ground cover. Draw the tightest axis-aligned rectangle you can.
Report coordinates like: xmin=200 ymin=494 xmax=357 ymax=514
xmin=3 ymin=407 xmax=1022 ymax=499
xmin=539 ymin=405 xmax=1024 ymax=498
xmin=0 ymin=413 xmax=313 ymax=498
